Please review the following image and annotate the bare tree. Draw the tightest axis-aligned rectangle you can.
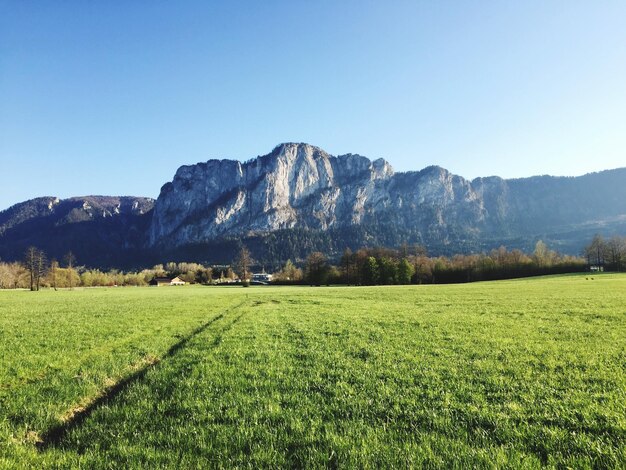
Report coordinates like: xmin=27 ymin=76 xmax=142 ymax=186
xmin=533 ymin=240 xmax=551 ymax=267
xmin=583 ymin=234 xmax=606 ymax=268
xmin=50 ymin=259 xmax=59 ymax=291
xmin=24 ymin=246 xmax=46 ymax=291
xmin=234 ymin=246 xmax=253 ymax=286
xmin=606 ymin=236 xmax=625 ymax=271
xmin=0 ymin=262 xmax=12 ymax=289
xmin=64 ymin=251 xmax=76 ymax=290
xmin=36 ymin=250 xmax=46 ymax=290
xmin=306 ymin=252 xmax=329 ymax=286
xmin=25 ymin=248 xmax=36 ymax=291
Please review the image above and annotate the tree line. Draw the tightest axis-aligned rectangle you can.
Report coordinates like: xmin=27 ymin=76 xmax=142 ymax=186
xmin=0 ymin=235 xmax=620 ymax=290
xmin=0 ymin=248 xmax=220 ymax=290
xmin=287 ymin=240 xmax=585 ymax=286
xmin=583 ymin=234 xmax=626 ymax=271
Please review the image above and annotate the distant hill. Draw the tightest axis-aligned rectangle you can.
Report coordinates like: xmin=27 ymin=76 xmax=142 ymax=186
xmin=0 ymin=196 xmax=154 ymax=268
xmin=1 ymin=143 xmax=625 ymax=268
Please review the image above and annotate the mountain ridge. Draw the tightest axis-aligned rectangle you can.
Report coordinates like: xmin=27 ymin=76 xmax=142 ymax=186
xmin=0 ymin=196 xmax=155 ymax=267
xmin=149 ymin=143 xmax=626 ymax=252
xmin=1 ymin=143 xmax=625 ymax=268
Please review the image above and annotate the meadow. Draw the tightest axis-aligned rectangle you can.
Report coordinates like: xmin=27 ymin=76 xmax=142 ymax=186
xmin=0 ymin=274 xmax=625 ymax=468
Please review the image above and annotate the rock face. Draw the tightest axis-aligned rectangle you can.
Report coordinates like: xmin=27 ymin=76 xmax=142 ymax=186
xmin=0 ymin=196 xmax=154 ymax=268
xmin=149 ymin=144 xmax=396 ymax=245
xmin=148 ymin=142 xmax=626 ymax=255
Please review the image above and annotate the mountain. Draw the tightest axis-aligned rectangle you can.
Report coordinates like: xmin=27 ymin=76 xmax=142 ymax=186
xmin=149 ymin=143 xmax=626 ymax=264
xmin=1 ymin=143 xmax=625 ymax=268
xmin=0 ymin=196 xmax=154 ymax=268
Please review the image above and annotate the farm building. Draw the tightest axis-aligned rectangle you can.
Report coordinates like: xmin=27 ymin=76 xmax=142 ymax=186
xmin=252 ymin=273 xmax=273 ymax=283
xmin=150 ymin=276 xmax=186 ymax=286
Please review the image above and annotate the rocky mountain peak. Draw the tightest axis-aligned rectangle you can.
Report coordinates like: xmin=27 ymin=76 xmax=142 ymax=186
xmin=271 ymin=142 xmax=329 ymax=158
xmin=150 ymin=144 xmax=470 ymax=247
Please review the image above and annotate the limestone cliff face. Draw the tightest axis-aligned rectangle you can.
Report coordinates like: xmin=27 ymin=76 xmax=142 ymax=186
xmin=149 ymin=142 xmax=626 ymax=252
xmin=149 ymin=143 xmax=489 ymax=247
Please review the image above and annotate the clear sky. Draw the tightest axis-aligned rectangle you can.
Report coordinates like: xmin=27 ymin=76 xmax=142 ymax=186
xmin=1 ymin=1 xmax=625 ymax=210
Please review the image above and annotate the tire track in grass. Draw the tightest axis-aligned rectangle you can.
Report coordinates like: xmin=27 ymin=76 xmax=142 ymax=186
xmin=36 ymin=300 xmax=247 ymax=451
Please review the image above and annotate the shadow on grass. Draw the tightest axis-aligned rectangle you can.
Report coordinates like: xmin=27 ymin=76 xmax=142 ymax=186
xmin=36 ymin=300 xmax=247 ymax=451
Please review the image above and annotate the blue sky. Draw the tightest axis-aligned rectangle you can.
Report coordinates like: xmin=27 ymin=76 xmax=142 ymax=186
xmin=1 ymin=1 xmax=625 ymax=210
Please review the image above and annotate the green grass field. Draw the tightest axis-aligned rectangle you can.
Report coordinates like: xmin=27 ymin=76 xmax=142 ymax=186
xmin=1 ymin=274 xmax=625 ymax=468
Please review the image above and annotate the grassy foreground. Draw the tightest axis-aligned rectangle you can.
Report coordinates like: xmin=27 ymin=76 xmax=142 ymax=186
xmin=1 ymin=274 xmax=625 ymax=468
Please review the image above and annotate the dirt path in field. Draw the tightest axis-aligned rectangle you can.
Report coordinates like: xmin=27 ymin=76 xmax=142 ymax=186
xmin=36 ymin=300 xmax=247 ymax=451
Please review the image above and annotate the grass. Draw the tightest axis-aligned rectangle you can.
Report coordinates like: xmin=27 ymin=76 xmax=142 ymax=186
xmin=1 ymin=274 xmax=625 ymax=468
